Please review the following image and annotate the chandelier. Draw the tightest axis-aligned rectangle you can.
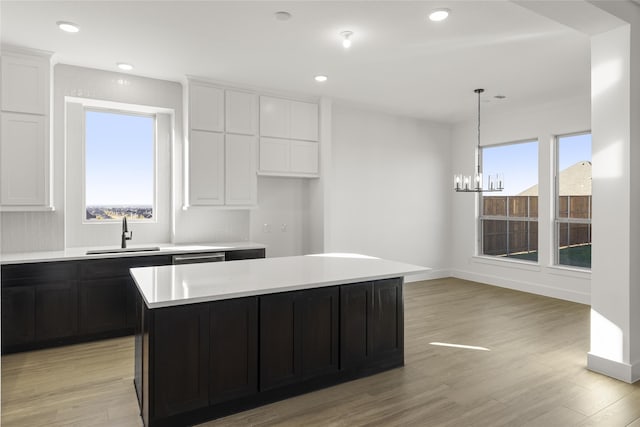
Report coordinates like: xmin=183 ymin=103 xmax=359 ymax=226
xmin=454 ymin=88 xmax=503 ymax=193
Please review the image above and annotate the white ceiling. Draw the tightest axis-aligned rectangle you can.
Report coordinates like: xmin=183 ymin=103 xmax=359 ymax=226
xmin=1 ymin=1 xmax=592 ymax=123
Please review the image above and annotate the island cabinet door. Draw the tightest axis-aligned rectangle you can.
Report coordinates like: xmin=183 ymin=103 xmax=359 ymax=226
xmin=153 ymin=304 xmax=210 ymax=419
xmin=340 ymin=278 xmax=404 ymax=370
xmin=209 ymin=297 xmax=258 ymax=404
xmin=260 ymin=287 xmax=339 ymax=391
xmin=259 ymin=291 xmax=300 ymax=391
xmin=299 ymin=287 xmax=339 ymax=379
xmin=340 ymin=282 xmax=373 ymax=369
xmin=370 ymin=278 xmax=404 ymax=363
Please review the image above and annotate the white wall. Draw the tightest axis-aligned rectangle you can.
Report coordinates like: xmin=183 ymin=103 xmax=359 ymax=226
xmin=327 ymin=102 xmax=451 ymax=279
xmin=450 ymin=96 xmax=591 ymax=303
xmin=249 ymin=177 xmax=310 ymax=257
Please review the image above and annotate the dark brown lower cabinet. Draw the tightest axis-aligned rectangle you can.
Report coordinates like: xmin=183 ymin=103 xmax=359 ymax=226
xmin=1 ymin=286 xmax=35 ymax=347
xmin=210 ymin=298 xmax=258 ymax=404
xmin=260 ymin=287 xmax=339 ymax=391
xmin=79 ymin=278 xmax=128 ymax=334
xmin=35 ymin=281 xmax=78 ymax=341
xmin=340 ymin=278 xmax=404 ymax=370
xmin=1 ymin=280 xmax=78 ymax=351
xmin=153 ymin=304 xmax=210 ymax=419
xmin=137 ymin=279 xmax=402 ymax=427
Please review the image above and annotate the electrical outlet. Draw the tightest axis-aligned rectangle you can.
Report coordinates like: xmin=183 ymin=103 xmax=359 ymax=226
xmin=281 ymin=223 xmax=287 ymax=232
xmin=263 ymin=223 xmax=271 ymax=233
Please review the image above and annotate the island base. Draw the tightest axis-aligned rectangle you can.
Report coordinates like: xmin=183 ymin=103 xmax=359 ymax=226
xmin=135 ymin=277 xmax=404 ymax=427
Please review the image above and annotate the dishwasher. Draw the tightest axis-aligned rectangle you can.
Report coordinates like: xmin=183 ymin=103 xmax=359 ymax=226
xmin=171 ymin=252 xmax=226 ymax=265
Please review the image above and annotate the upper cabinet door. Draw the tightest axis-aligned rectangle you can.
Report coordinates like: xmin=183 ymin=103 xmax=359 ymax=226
xmin=189 ymin=130 xmax=225 ymax=206
xmin=225 ymin=134 xmax=257 ymax=206
xmin=290 ymin=101 xmax=318 ymax=142
xmin=1 ymin=113 xmax=47 ymax=206
xmin=226 ymin=90 xmax=257 ymax=136
xmin=259 ymin=96 xmax=290 ymax=139
xmin=1 ymin=53 xmax=48 ymax=115
xmin=189 ymin=82 xmax=224 ymax=132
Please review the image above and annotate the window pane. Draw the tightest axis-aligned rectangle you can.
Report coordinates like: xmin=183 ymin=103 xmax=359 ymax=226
xmin=483 ymin=196 xmax=507 ymax=216
xmin=85 ymin=110 xmax=155 ymax=221
xmin=557 ymin=223 xmax=591 ymax=268
xmin=481 ymin=140 xmax=538 ymax=262
xmin=509 ymin=196 xmax=528 ymax=218
xmin=556 ymin=133 xmax=592 ymax=268
xmin=482 ymin=219 xmax=507 ymax=256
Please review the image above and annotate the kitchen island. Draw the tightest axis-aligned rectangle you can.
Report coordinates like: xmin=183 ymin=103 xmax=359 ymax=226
xmin=130 ymin=254 xmax=429 ymax=427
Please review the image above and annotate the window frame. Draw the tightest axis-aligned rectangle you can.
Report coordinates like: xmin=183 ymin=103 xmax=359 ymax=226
xmin=554 ymin=131 xmax=592 ymax=269
xmin=82 ymin=106 xmax=158 ymax=224
xmin=478 ymin=139 xmax=539 ymax=262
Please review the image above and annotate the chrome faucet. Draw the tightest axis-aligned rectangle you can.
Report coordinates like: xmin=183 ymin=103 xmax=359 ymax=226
xmin=121 ymin=217 xmax=132 ymax=248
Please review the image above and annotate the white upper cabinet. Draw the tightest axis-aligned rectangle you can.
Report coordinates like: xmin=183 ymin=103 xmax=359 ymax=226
xmin=290 ymin=101 xmax=318 ymax=142
xmin=189 ymin=130 xmax=225 ymax=206
xmin=1 ymin=53 xmax=49 ymax=115
xmin=225 ymin=134 xmax=257 ymax=205
xmin=259 ymin=137 xmax=290 ymax=173
xmin=189 ymin=81 xmax=224 ymax=132
xmin=290 ymin=140 xmax=319 ymax=175
xmin=259 ymin=96 xmax=290 ymax=139
xmin=225 ymin=90 xmax=257 ymax=135
xmin=1 ymin=113 xmax=47 ymax=206
xmin=186 ymin=79 xmax=258 ymax=207
xmin=258 ymin=96 xmax=319 ymax=177
xmin=0 ymin=47 xmax=52 ymax=211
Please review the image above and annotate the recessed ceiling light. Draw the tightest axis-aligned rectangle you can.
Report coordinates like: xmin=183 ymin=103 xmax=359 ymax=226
xmin=117 ymin=63 xmax=134 ymax=71
xmin=57 ymin=21 xmax=80 ymax=33
xmin=340 ymin=31 xmax=353 ymax=49
xmin=428 ymin=8 xmax=450 ymax=22
xmin=314 ymin=75 xmax=328 ymax=82
xmin=275 ymin=11 xmax=292 ymax=21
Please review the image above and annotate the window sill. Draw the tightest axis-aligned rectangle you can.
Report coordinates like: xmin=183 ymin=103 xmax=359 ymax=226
xmin=545 ymin=264 xmax=591 ymax=278
xmin=471 ymin=255 xmax=542 ymax=272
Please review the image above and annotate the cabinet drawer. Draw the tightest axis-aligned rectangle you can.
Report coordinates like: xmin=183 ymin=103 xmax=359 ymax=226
xmin=225 ymin=248 xmax=265 ymax=261
xmin=79 ymin=255 xmax=171 ymax=279
xmin=1 ymin=262 xmax=76 ymax=283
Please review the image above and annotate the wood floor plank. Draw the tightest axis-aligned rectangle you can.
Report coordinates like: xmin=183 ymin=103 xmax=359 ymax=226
xmin=3 ymin=277 xmax=640 ymax=426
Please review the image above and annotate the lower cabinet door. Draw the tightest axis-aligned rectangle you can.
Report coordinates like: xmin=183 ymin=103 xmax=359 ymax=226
xmin=35 ymin=281 xmax=78 ymax=341
xmin=340 ymin=282 xmax=372 ymax=369
xmin=79 ymin=278 xmax=127 ymax=334
xmin=300 ymin=287 xmax=339 ymax=379
xmin=153 ymin=304 xmax=209 ymax=419
xmin=260 ymin=288 xmax=339 ymax=390
xmin=370 ymin=278 xmax=404 ymax=361
xmin=259 ymin=292 xmax=299 ymax=391
xmin=1 ymin=286 xmax=35 ymax=349
xmin=209 ymin=297 xmax=258 ymax=404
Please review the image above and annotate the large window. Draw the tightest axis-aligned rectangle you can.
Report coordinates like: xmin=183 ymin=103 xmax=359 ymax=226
xmin=555 ymin=133 xmax=592 ymax=268
xmin=481 ymin=140 xmax=539 ymax=261
xmin=84 ymin=109 xmax=155 ymax=221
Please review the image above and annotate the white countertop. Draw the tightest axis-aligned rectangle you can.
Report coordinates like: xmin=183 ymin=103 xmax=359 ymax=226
xmin=131 ymin=253 xmax=431 ymax=308
xmin=0 ymin=242 xmax=265 ymax=265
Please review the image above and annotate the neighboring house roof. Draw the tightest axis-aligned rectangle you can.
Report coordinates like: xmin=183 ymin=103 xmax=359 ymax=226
xmin=518 ymin=161 xmax=591 ymax=196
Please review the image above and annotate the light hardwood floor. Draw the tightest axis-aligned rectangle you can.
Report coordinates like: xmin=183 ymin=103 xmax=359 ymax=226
xmin=3 ymin=278 xmax=640 ymax=426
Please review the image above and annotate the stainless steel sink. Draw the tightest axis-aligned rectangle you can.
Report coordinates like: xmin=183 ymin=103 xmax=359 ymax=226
xmin=86 ymin=246 xmax=161 ymax=255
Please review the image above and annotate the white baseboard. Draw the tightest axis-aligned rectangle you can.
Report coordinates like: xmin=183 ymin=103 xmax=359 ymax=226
xmin=405 ymin=269 xmax=450 ymax=283
xmin=587 ymin=352 xmax=640 ymax=383
xmin=450 ymin=268 xmax=590 ymax=305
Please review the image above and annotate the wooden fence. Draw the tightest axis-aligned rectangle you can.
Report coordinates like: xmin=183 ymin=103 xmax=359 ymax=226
xmin=482 ymin=195 xmax=591 ymax=256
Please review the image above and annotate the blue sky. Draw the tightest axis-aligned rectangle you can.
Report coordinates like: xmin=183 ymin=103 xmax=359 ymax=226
xmin=483 ymin=133 xmax=591 ymax=196
xmin=85 ymin=110 xmax=154 ymax=206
